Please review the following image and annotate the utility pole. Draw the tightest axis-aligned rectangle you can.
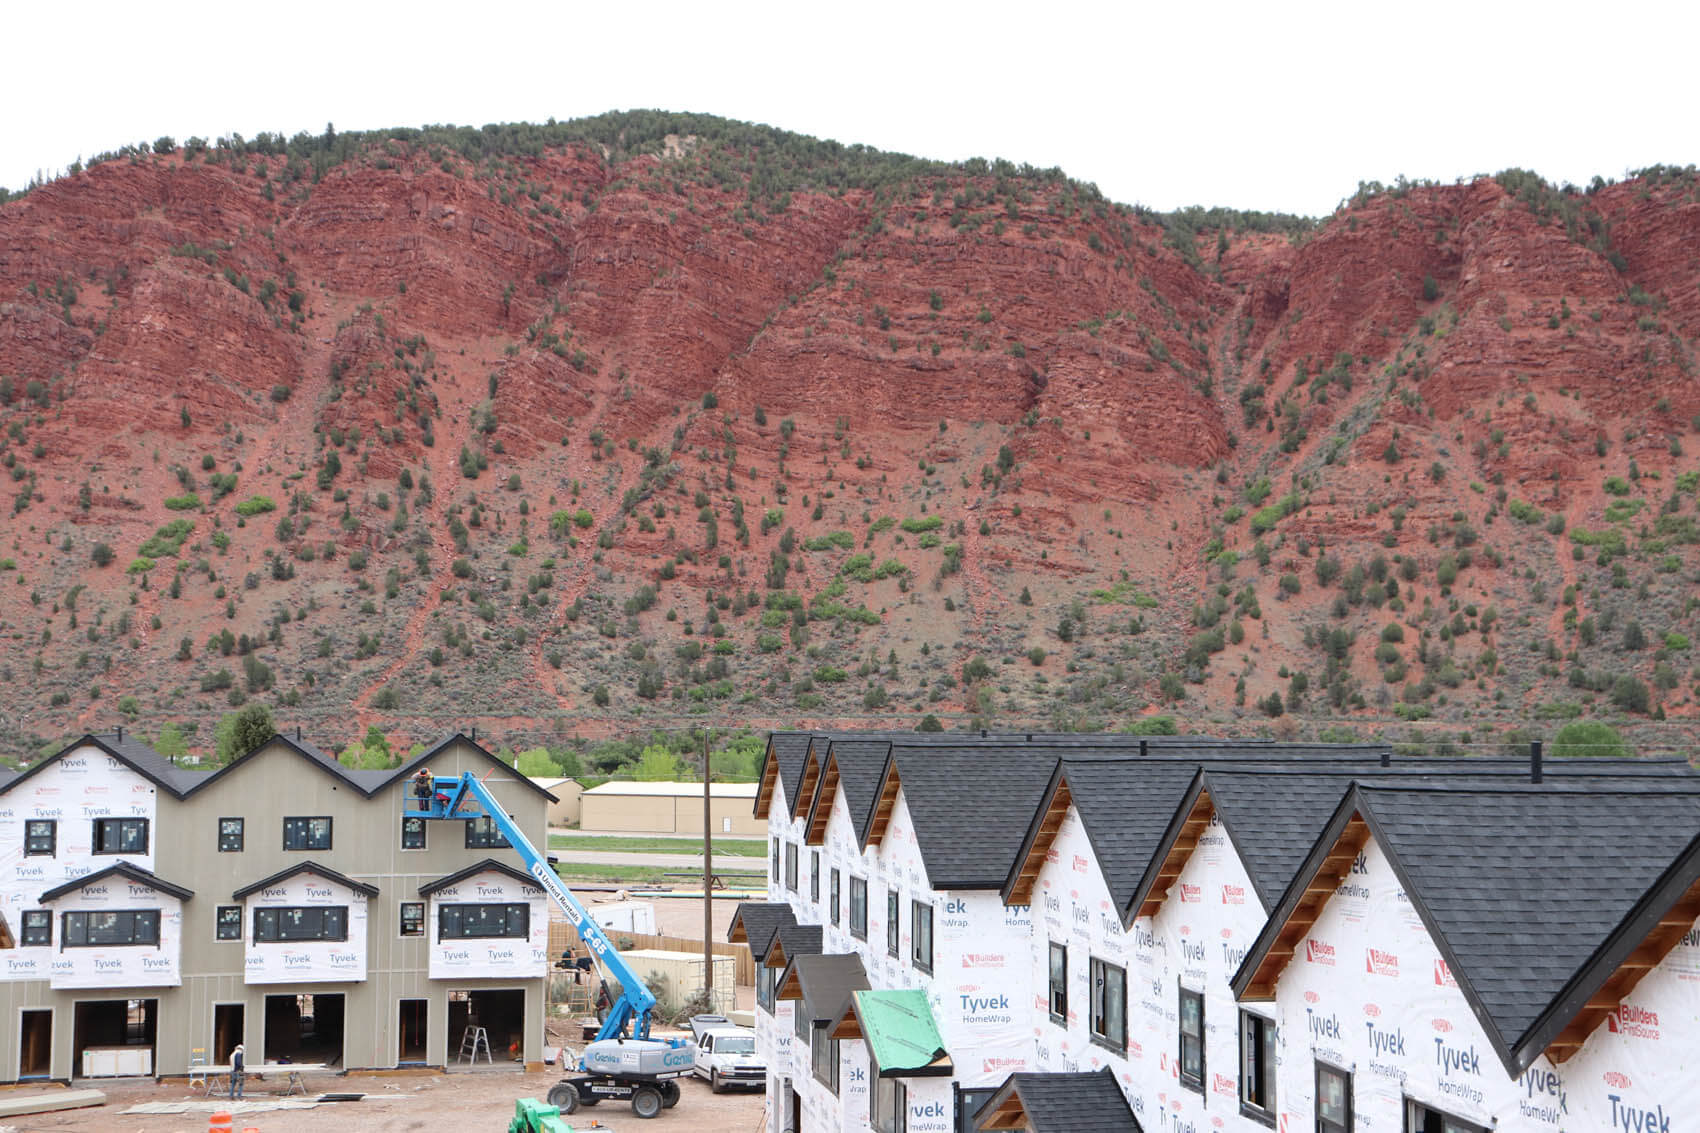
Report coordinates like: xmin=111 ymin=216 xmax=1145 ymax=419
xmin=702 ymin=729 xmax=714 ymax=1006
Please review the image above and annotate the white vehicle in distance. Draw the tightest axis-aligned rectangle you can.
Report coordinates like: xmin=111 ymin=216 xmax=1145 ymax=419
xmin=688 ymin=1015 xmax=766 ymax=1093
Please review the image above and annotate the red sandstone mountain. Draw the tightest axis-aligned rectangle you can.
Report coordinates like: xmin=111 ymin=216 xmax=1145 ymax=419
xmin=2 ymin=114 xmax=1697 ymax=759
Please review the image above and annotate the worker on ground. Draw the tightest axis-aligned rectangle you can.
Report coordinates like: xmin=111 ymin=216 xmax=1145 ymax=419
xmin=229 ymin=1043 xmax=246 ymax=1100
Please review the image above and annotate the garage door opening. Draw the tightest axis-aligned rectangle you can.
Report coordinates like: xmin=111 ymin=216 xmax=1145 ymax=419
xmin=73 ymin=999 xmax=156 ymax=1077
xmin=19 ymin=1010 xmax=52 ymax=1079
xmin=398 ymin=999 xmax=428 ymax=1065
xmin=447 ymin=989 xmax=525 ymax=1066
xmin=263 ymin=994 xmax=344 ymax=1067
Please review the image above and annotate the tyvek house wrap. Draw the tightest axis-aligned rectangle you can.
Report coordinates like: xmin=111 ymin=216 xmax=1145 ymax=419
xmin=427 ymin=869 xmax=548 ymax=979
xmin=0 ymin=749 xmax=159 ymax=981
xmin=1032 ymin=804 xmax=1270 ymax=1131
xmin=243 ymin=871 xmax=370 ymax=983
xmin=46 ymin=877 xmax=185 ymax=989
xmin=1275 ymin=836 xmax=1700 ymax=1132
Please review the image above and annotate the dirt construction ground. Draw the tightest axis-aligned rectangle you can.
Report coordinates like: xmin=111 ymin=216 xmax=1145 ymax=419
xmin=16 ymin=1065 xmax=764 ymax=1133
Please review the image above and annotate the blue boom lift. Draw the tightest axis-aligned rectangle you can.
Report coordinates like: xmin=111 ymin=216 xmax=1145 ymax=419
xmin=412 ymin=771 xmax=695 ymax=1118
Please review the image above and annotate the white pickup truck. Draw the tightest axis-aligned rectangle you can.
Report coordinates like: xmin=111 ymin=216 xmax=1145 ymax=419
xmin=688 ymin=1015 xmax=766 ymax=1092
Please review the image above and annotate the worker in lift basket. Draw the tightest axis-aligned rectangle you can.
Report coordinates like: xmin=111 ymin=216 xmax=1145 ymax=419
xmin=413 ymin=767 xmax=434 ymax=810
xmin=229 ymin=1044 xmax=246 ymax=1100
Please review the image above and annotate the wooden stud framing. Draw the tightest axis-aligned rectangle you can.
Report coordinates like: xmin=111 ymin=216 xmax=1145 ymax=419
xmin=1545 ymin=873 xmax=1700 ymax=1063
xmin=1136 ymin=791 xmax=1215 ymax=921
xmin=1007 ymin=779 xmax=1074 ymax=907
xmin=1241 ymin=815 xmax=1372 ymax=1000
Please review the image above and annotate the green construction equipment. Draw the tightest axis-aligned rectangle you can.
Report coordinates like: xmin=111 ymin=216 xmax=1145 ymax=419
xmin=509 ymin=1097 xmax=574 ymax=1133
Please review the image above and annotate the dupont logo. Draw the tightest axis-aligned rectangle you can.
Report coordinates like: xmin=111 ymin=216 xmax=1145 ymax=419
xmin=1179 ymin=883 xmax=1202 ymax=902
xmin=1433 ymin=958 xmax=1457 ymax=987
xmin=1604 ymin=1071 xmax=1632 ymax=1089
xmin=1303 ymin=990 xmax=1320 ymax=1004
xmin=1221 ymin=884 xmax=1246 ymax=905
xmin=1305 ymin=939 xmax=1336 ymax=965
xmin=1366 ymin=948 xmax=1399 ymax=977
xmin=1432 ymin=1018 xmax=1453 ymax=1033
xmin=1363 ymin=1003 xmax=1381 ymax=1018
xmin=1606 ymin=1003 xmax=1660 ymax=1040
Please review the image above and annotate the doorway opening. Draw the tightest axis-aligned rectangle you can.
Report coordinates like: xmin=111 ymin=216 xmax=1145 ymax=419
xmin=72 ymin=999 xmax=156 ymax=1077
xmin=263 ymin=994 xmax=345 ymax=1067
xmin=19 ymin=1010 xmax=52 ymax=1078
xmin=398 ymin=999 xmax=428 ymax=1064
xmin=213 ymin=1003 xmax=244 ymax=1065
xmin=447 ymin=989 xmax=526 ymax=1063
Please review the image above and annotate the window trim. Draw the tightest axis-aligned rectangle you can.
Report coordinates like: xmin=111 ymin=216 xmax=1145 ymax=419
xmin=437 ymin=902 xmax=530 ymax=941
xmin=24 ymin=819 xmax=56 ymax=857
xmin=886 ymin=889 xmax=901 ymax=958
xmin=20 ymin=910 xmax=51 ymax=947
xmin=849 ymin=876 xmax=868 ymax=940
xmin=872 ymin=1075 xmax=907 ymax=1133
xmin=911 ymin=899 xmax=933 ymax=974
xmin=217 ymin=817 xmax=244 ymax=853
xmin=1048 ymin=941 xmax=1068 ymax=1025
xmin=784 ymin=843 xmax=799 ymax=892
xmin=829 ymin=869 xmax=841 ymax=926
xmin=1315 ymin=1061 xmax=1353 ymax=1133
xmin=1178 ymin=984 xmax=1205 ymax=1094
xmin=399 ymin=901 xmax=425 ymax=938
xmin=1239 ymin=1009 xmax=1276 ymax=1125
xmin=400 ymin=815 xmax=427 ymax=851
xmin=252 ymin=905 xmax=348 ymax=944
xmin=771 ymin=837 xmax=780 ymax=889
xmin=1089 ymin=956 xmax=1127 ymax=1053
xmin=811 ymin=1022 xmax=840 ymax=1095
xmin=281 ymin=816 xmax=332 ymax=852
xmin=215 ymin=905 xmax=243 ymax=942
xmin=91 ymin=817 xmax=149 ymax=856
xmin=810 ymin=851 xmax=821 ymax=903
xmin=757 ymin=963 xmax=779 ymax=1014
xmin=62 ymin=909 xmax=161 ymax=948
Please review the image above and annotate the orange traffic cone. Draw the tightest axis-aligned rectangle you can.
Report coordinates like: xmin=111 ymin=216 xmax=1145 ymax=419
xmin=208 ymin=1111 xmax=232 ymax=1133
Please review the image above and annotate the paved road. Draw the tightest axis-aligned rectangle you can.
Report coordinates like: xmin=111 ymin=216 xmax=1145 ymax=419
xmin=549 ymin=827 xmax=763 ymax=844
xmin=552 ymin=848 xmax=764 ymax=873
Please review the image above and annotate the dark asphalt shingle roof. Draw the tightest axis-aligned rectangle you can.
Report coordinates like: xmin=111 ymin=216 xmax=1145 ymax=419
xmin=1358 ymin=786 xmax=1700 ymax=1053
xmin=975 ymin=1068 xmax=1141 ymax=1133
xmin=1056 ymin=758 xmax=1204 ymax=916
xmin=766 ymin=733 xmax=813 ymax=815
xmin=768 ymin=922 xmax=823 ymax=967
xmin=890 ymin=745 xmax=1063 ymax=889
xmin=728 ymin=901 xmax=797 ymax=957
xmin=40 ymin=861 xmax=194 ymax=903
xmin=231 ymin=860 xmax=381 ymax=900
xmin=821 ymin=740 xmax=894 ymax=845
xmin=417 ymin=858 xmax=539 ymax=896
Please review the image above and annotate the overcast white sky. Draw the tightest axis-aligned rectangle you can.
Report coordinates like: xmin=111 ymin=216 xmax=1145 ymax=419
xmin=5 ymin=0 xmax=1697 ymax=216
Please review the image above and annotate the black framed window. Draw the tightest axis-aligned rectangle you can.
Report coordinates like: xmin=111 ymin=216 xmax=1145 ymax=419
xmin=21 ymin=910 xmax=51 ymax=947
xmin=886 ymin=889 xmax=901 ymax=957
xmin=216 ymin=905 xmax=242 ymax=941
xmin=253 ymin=906 xmax=347 ymax=943
xmin=400 ymin=902 xmax=425 ymax=937
xmin=784 ymin=843 xmax=799 ymax=891
xmin=1316 ymin=1062 xmax=1352 ymax=1133
xmin=464 ymin=815 xmax=510 ymax=849
xmin=810 ymin=852 xmax=821 ymax=902
xmin=830 ymin=869 xmax=841 ymax=926
xmin=63 ymin=909 xmax=160 ymax=947
xmin=793 ymin=996 xmax=809 ymax=1041
xmin=771 ymin=838 xmax=780 ymax=887
xmin=758 ymin=964 xmax=779 ymax=1013
xmin=956 ymin=1087 xmax=997 ymax=1133
xmin=1240 ymin=1010 xmax=1276 ymax=1123
xmin=811 ymin=1023 xmax=840 ymax=1095
xmin=850 ymin=876 xmax=868 ymax=939
xmin=401 ymin=815 xmax=427 ymax=850
xmin=24 ymin=820 xmax=56 ymax=857
xmin=872 ymin=1076 xmax=907 ymax=1133
xmin=1404 ymin=1099 xmax=1487 ymax=1133
xmin=912 ymin=900 xmax=933 ymax=973
xmin=1179 ymin=986 xmax=1205 ymax=1092
xmin=439 ymin=903 xmax=529 ymax=940
xmin=92 ymin=817 xmax=148 ymax=855
xmin=218 ymin=818 xmax=244 ymax=853
xmin=1089 ymin=957 xmax=1126 ymax=1052
xmin=282 ymin=816 xmax=332 ymax=851
xmin=1048 ymin=942 xmax=1068 ymax=1023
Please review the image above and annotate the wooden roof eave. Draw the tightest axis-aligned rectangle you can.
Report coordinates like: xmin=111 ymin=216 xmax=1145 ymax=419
xmin=1132 ymin=781 xmax=1213 ymax=924
xmin=806 ymin=760 xmax=840 ymax=846
xmin=976 ymin=1094 xmax=1030 ymax=1131
xmin=864 ymin=763 xmax=903 ymax=850
xmin=1238 ymin=814 xmax=1373 ymax=1000
xmin=1005 ymin=775 xmax=1072 ymax=907
xmin=792 ymin=752 xmax=821 ymax=821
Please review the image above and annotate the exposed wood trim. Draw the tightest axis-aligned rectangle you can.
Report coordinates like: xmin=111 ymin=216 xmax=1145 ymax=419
xmin=830 ymin=1014 xmax=863 ymax=1041
xmin=806 ymin=760 xmax=840 ymax=846
xmin=866 ymin=766 xmax=903 ymax=846
xmin=977 ymin=1095 xmax=1029 ymax=1130
xmin=1545 ymin=874 xmax=1700 ymax=1063
xmin=1135 ymin=792 xmax=1215 ymax=921
xmin=1241 ymin=816 xmax=1371 ymax=999
xmin=754 ymin=757 xmax=778 ymax=821
xmin=792 ymin=753 xmax=821 ymax=821
xmin=1008 ymin=779 xmax=1073 ymax=907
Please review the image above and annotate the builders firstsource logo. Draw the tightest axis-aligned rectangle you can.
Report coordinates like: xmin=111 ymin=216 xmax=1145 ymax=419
xmin=1607 ymin=1004 xmax=1661 ymax=1040
xmin=1433 ymin=958 xmax=1457 ymax=987
xmin=1305 ymin=939 xmax=1336 ymax=965
xmin=1365 ymin=948 xmax=1399 ymax=977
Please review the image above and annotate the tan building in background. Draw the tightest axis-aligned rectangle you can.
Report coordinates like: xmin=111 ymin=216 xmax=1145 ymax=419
xmin=530 ymin=777 xmax=583 ymax=827
xmin=579 ymin=782 xmax=762 ymax=836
